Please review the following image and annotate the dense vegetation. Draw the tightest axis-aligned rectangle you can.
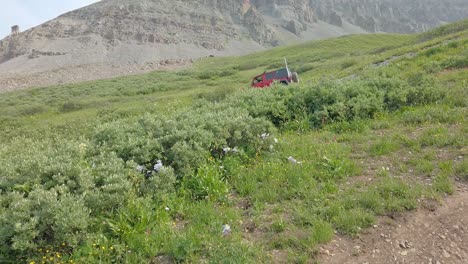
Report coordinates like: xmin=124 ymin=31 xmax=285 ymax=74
xmin=0 ymin=20 xmax=467 ymax=263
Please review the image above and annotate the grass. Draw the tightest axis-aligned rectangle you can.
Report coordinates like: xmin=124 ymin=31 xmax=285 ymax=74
xmin=0 ymin=20 xmax=467 ymax=263
xmin=455 ymin=159 xmax=468 ymax=180
xmin=369 ymin=139 xmax=401 ymax=156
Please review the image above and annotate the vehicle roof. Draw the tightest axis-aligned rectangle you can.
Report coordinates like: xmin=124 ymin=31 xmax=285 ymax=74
xmin=266 ymin=67 xmax=287 ymax=74
xmin=252 ymin=67 xmax=289 ymax=79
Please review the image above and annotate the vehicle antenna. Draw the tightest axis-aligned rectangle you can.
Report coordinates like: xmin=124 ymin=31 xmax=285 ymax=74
xmin=284 ymin=57 xmax=289 ymax=69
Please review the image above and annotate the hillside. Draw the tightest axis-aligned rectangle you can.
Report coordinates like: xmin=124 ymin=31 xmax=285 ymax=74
xmin=310 ymin=0 xmax=468 ymax=33
xmin=1 ymin=0 xmax=467 ymax=91
xmin=0 ymin=20 xmax=467 ymax=263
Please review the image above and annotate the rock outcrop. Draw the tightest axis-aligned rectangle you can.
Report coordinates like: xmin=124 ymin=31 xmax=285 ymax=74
xmin=310 ymin=0 xmax=468 ymax=33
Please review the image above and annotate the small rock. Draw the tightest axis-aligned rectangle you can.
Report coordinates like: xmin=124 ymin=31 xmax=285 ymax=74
xmin=400 ymin=251 xmax=408 ymax=256
xmin=442 ymin=249 xmax=451 ymax=258
xmin=321 ymin=249 xmax=331 ymax=256
xmin=399 ymin=240 xmax=412 ymax=249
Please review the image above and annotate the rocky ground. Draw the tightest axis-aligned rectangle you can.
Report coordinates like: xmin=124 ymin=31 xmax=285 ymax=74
xmin=318 ymin=181 xmax=468 ymax=264
xmin=0 ymin=59 xmax=192 ymax=92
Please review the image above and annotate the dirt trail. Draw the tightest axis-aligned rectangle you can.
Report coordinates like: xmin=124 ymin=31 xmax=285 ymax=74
xmin=319 ymin=182 xmax=468 ymax=264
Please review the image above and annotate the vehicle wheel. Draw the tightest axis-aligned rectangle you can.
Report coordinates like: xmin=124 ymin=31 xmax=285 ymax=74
xmin=292 ymin=72 xmax=300 ymax=83
xmin=280 ymin=81 xmax=289 ymax=85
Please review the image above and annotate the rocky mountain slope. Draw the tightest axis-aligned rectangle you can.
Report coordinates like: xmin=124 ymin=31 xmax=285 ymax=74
xmin=310 ymin=0 xmax=468 ymax=33
xmin=0 ymin=0 xmax=466 ymax=90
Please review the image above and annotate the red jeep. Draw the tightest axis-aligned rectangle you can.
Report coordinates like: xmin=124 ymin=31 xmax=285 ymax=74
xmin=251 ymin=67 xmax=299 ymax=88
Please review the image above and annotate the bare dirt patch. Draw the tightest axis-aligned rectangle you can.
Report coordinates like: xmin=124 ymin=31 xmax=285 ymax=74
xmin=318 ymin=181 xmax=468 ymax=264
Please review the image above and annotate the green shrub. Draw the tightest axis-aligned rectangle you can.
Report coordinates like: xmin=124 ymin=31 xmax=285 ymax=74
xmin=407 ymin=73 xmax=445 ymax=105
xmin=415 ymin=160 xmax=435 ymax=176
xmin=0 ymin=189 xmax=90 ymax=259
xmin=18 ymin=104 xmax=47 ymax=116
xmin=332 ymin=208 xmax=375 ymax=235
xmin=441 ymin=56 xmax=468 ymax=70
xmin=326 ymin=120 xmax=369 ymax=134
xmin=423 ymin=61 xmax=442 ymax=73
xmin=181 ymin=165 xmax=229 ymax=201
xmin=0 ymin=137 xmax=137 ymax=261
xmin=296 ymin=63 xmax=315 ymax=74
xmin=418 ymin=19 xmax=468 ymax=42
xmin=400 ymin=106 xmax=462 ymax=125
xmin=139 ymin=166 xmax=177 ymax=199
xmin=433 ymin=174 xmax=454 ymax=194
xmin=92 ymin=105 xmax=276 ymax=179
xmin=455 ymin=159 xmax=468 ymax=181
xmin=418 ymin=127 xmax=452 ymax=147
xmin=311 ymin=220 xmax=334 ymax=244
xmin=376 ymin=177 xmax=420 ymax=212
xmin=59 ymin=101 xmax=83 ymax=112
xmin=369 ymin=139 xmax=400 ymax=156
xmin=270 ymin=218 xmax=287 ymax=233
xmin=341 ymin=59 xmax=357 ymax=69
xmin=424 ymin=46 xmax=444 ymax=57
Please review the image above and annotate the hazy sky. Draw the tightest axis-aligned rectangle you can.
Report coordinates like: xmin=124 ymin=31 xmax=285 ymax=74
xmin=1 ymin=0 xmax=99 ymax=39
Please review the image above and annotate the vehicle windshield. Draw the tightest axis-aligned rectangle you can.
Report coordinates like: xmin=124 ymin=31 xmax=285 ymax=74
xmin=253 ymin=76 xmax=263 ymax=84
xmin=275 ymin=68 xmax=289 ymax=79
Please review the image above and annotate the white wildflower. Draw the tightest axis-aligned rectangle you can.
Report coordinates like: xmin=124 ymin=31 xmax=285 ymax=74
xmin=223 ymin=147 xmax=231 ymax=154
xmin=154 ymin=160 xmax=163 ymax=172
xmin=136 ymin=165 xmax=145 ymax=172
xmin=288 ymin=156 xmax=302 ymax=165
xmin=222 ymin=224 xmax=231 ymax=236
xmin=79 ymin=143 xmax=88 ymax=153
